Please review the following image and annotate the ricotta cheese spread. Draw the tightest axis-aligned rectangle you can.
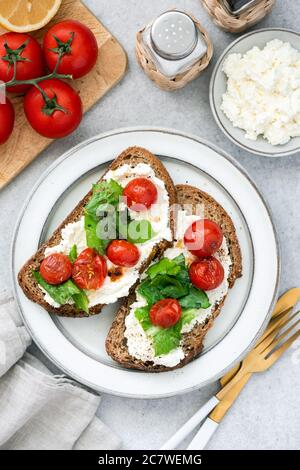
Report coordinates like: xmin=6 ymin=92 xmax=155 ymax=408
xmin=43 ymin=163 xmax=172 ymax=308
xmin=221 ymin=39 xmax=300 ymax=146
xmin=124 ymin=210 xmax=232 ymax=367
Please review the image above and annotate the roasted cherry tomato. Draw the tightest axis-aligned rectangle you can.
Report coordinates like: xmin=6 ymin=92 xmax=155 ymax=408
xmin=150 ymin=298 xmax=182 ymax=328
xmin=24 ymin=79 xmax=82 ymax=138
xmin=43 ymin=20 xmax=98 ymax=79
xmin=0 ymin=99 xmax=14 ymax=144
xmin=106 ymin=240 xmax=140 ymax=267
xmin=189 ymin=257 xmax=224 ymax=291
xmin=0 ymin=33 xmax=44 ymax=94
xmin=184 ymin=219 xmax=223 ymax=257
xmin=123 ymin=178 xmax=158 ymax=211
xmin=40 ymin=253 xmax=72 ymax=285
xmin=72 ymin=248 xmax=107 ymax=290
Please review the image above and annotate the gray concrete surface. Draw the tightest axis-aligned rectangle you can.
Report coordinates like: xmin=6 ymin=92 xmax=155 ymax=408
xmin=1 ymin=0 xmax=299 ymax=450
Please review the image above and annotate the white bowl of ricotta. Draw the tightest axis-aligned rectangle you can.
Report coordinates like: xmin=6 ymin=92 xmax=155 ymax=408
xmin=210 ymin=28 xmax=300 ymax=157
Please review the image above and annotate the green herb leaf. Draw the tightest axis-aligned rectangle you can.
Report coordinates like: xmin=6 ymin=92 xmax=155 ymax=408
xmin=84 ymin=179 xmax=123 ymax=254
xmin=134 ymin=304 xmax=182 ymax=357
xmin=134 ymin=306 xmax=152 ymax=330
xmin=116 ymin=209 xmax=130 ymax=240
xmin=137 ymin=279 xmax=163 ymax=306
xmin=181 ymin=308 xmax=198 ymax=325
xmin=127 ymin=220 xmax=155 ymax=244
xmin=179 ymin=287 xmax=210 ymax=310
xmin=84 ymin=212 xmax=109 ymax=255
xmin=33 ymin=271 xmax=81 ymax=305
xmin=73 ymin=291 xmax=89 ymax=314
xmin=152 ymin=320 xmax=182 ymax=356
xmin=158 ymin=275 xmax=189 ymax=298
xmin=172 ymin=254 xmax=187 ymax=266
xmin=85 ymin=179 xmax=123 ymax=219
xmin=138 ymin=274 xmax=189 ymax=307
xmin=68 ymin=244 xmax=77 ymax=263
xmin=134 ymin=252 xmax=211 ymax=357
xmin=146 ymin=254 xmax=185 ymax=279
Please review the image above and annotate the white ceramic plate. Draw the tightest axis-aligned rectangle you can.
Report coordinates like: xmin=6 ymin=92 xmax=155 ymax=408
xmin=210 ymin=28 xmax=300 ymax=157
xmin=11 ymin=127 xmax=280 ymax=398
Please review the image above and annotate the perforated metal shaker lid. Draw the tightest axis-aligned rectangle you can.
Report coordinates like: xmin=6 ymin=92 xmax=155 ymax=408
xmin=150 ymin=11 xmax=198 ymax=60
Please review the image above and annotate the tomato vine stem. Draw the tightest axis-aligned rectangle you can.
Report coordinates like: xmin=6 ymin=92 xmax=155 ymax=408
xmin=0 ymin=34 xmax=75 ymax=115
xmin=5 ymin=49 xmax=72 ymax=89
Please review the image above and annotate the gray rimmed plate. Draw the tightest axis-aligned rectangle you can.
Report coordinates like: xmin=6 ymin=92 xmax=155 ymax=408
xmin=11 ymin=127 xmax=280 ymax=398
xmin=210 ymin=28 xmax=300 ymax=158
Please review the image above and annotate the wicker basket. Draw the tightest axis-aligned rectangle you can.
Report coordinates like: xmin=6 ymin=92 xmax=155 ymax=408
xmin=136 ymin=12 xmax=213 ymax=91
xmin=201 ymin=0 xmax=275 ymax=33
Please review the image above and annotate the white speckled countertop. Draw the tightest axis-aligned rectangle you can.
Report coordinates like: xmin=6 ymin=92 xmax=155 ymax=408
xmin=1 ymin=0 xmax=300 ymax=450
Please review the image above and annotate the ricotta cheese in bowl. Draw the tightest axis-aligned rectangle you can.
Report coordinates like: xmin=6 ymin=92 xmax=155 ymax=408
xmin=221 ymin=39 xmax=300 ymax=146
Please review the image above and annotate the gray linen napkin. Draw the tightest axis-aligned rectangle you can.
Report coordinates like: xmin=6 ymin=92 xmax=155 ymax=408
xmin=0 ymin=289 xmax=121 ymax=450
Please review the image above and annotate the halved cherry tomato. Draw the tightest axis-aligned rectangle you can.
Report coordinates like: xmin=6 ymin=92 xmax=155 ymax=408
xmin=106 ymin=240 xmax=140 ymax=267
xmin=43 ymin=20 xmax=98 ymax=79
xmin=184 ymin=219 xmax=223 ymax=257
xmin=0 ymin=99 xmax=14 ymax=144
xmin=189 ymin=257 xmax=224 ymax=291
xmin=150 ymin=298 xmax=182 ymax=328
xmin=40 ymin=253 xmax=72 ymax=285
xmin=72 ymin=248 xmax=107 ymax=290
xmin=0 ymin=33 xmax=44 ymax=94
xmin=123 ymin=178 xmax=158 ymax=211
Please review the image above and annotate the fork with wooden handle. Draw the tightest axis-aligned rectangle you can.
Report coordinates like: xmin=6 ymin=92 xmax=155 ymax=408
xmin=160 ymin=288 xmax=300 ymax=450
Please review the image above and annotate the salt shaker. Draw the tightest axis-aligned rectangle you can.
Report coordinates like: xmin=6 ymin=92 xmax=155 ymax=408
xmin=136 ymin=10 xmax=213 ymax=91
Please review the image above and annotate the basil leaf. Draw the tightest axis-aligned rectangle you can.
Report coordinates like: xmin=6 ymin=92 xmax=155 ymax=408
xmin=158 ymin=275 xmax=189 ymax=298
xmin=85 ymin=179 xmax=123 ymax=219
xmin=34 ymin=271 xmax=78 ymax=304
xmin=127 ymin=220 xmax=155 ymax=244
xmin=84 ymin=212 xmax=108 ymax=255
xmin=152 ymin=320 xmax=182 ymax=356
xmin=73 ymin=291 xmax=89 ymax=314
xmin=134 ymin=304 xmax=182 ymax=357
xmin=181 ymin=308 xmax=198 ymax=325
xmin=134 ymin=306 xmax=152 ymax=330
xmin=34 ymin=271 xmax=90 ymax=314
xmin=116 ymin=209 xmax=129 ymax=235
xmin=179 ymin=287 xmax=210 ymax=310
xmin=137 ymin=279 xmax=164 ymax=306
xmin=134 ymin=252 xmax=210 ymax=357
xmin=175 ymin=264 xmax=190 ymax=285
xmin=84 ymin=179 xmax=123 ymax=254
xmin=96 ymin=212 xmax=118 ymax=241
xmin=137 ymin=275 xmax=189 ymax=307
xmin=146 ymin=254 xmax=185 ymax=279
xmin=172 ymin=254 xmax=187 ymax=266
xmin=68 ymin=244 xmax=77 ymax=263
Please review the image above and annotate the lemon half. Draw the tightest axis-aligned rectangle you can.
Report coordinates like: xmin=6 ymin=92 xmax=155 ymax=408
xmin=0 ymin=0 xmax=62 ymax=33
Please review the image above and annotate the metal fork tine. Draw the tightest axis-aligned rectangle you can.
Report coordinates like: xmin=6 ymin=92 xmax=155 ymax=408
xmin=220 ymin=307 xmax=295 ymax=387
xmin=258 ymin=307 xmax=293 ymax=343
xmin=255 ymin=310 xmax=299 ymax=354
xmin=262 ymin=316 xmax=300 ymax=357
xmin=264 ymin=329 xmax=300 ymax=367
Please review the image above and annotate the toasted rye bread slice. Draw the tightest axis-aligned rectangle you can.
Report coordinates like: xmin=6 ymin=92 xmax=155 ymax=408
xmin=105 ymin=184 xmax=242 ymax=372
xmin=18 ymin=147 xmax=176 ymax=318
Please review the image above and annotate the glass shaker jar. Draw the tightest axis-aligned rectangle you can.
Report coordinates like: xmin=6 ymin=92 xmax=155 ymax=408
xmin=136 ymin=10 xmax=213 ymax=91
xmin=222 ymin=0 xmax=264 ymax=15
xmin=201 ymin=0 xmax=275 ymax=34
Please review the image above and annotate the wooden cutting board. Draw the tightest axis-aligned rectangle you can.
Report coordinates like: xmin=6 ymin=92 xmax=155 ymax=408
xmin=0 ymin=0 xmax=127 ymax=189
